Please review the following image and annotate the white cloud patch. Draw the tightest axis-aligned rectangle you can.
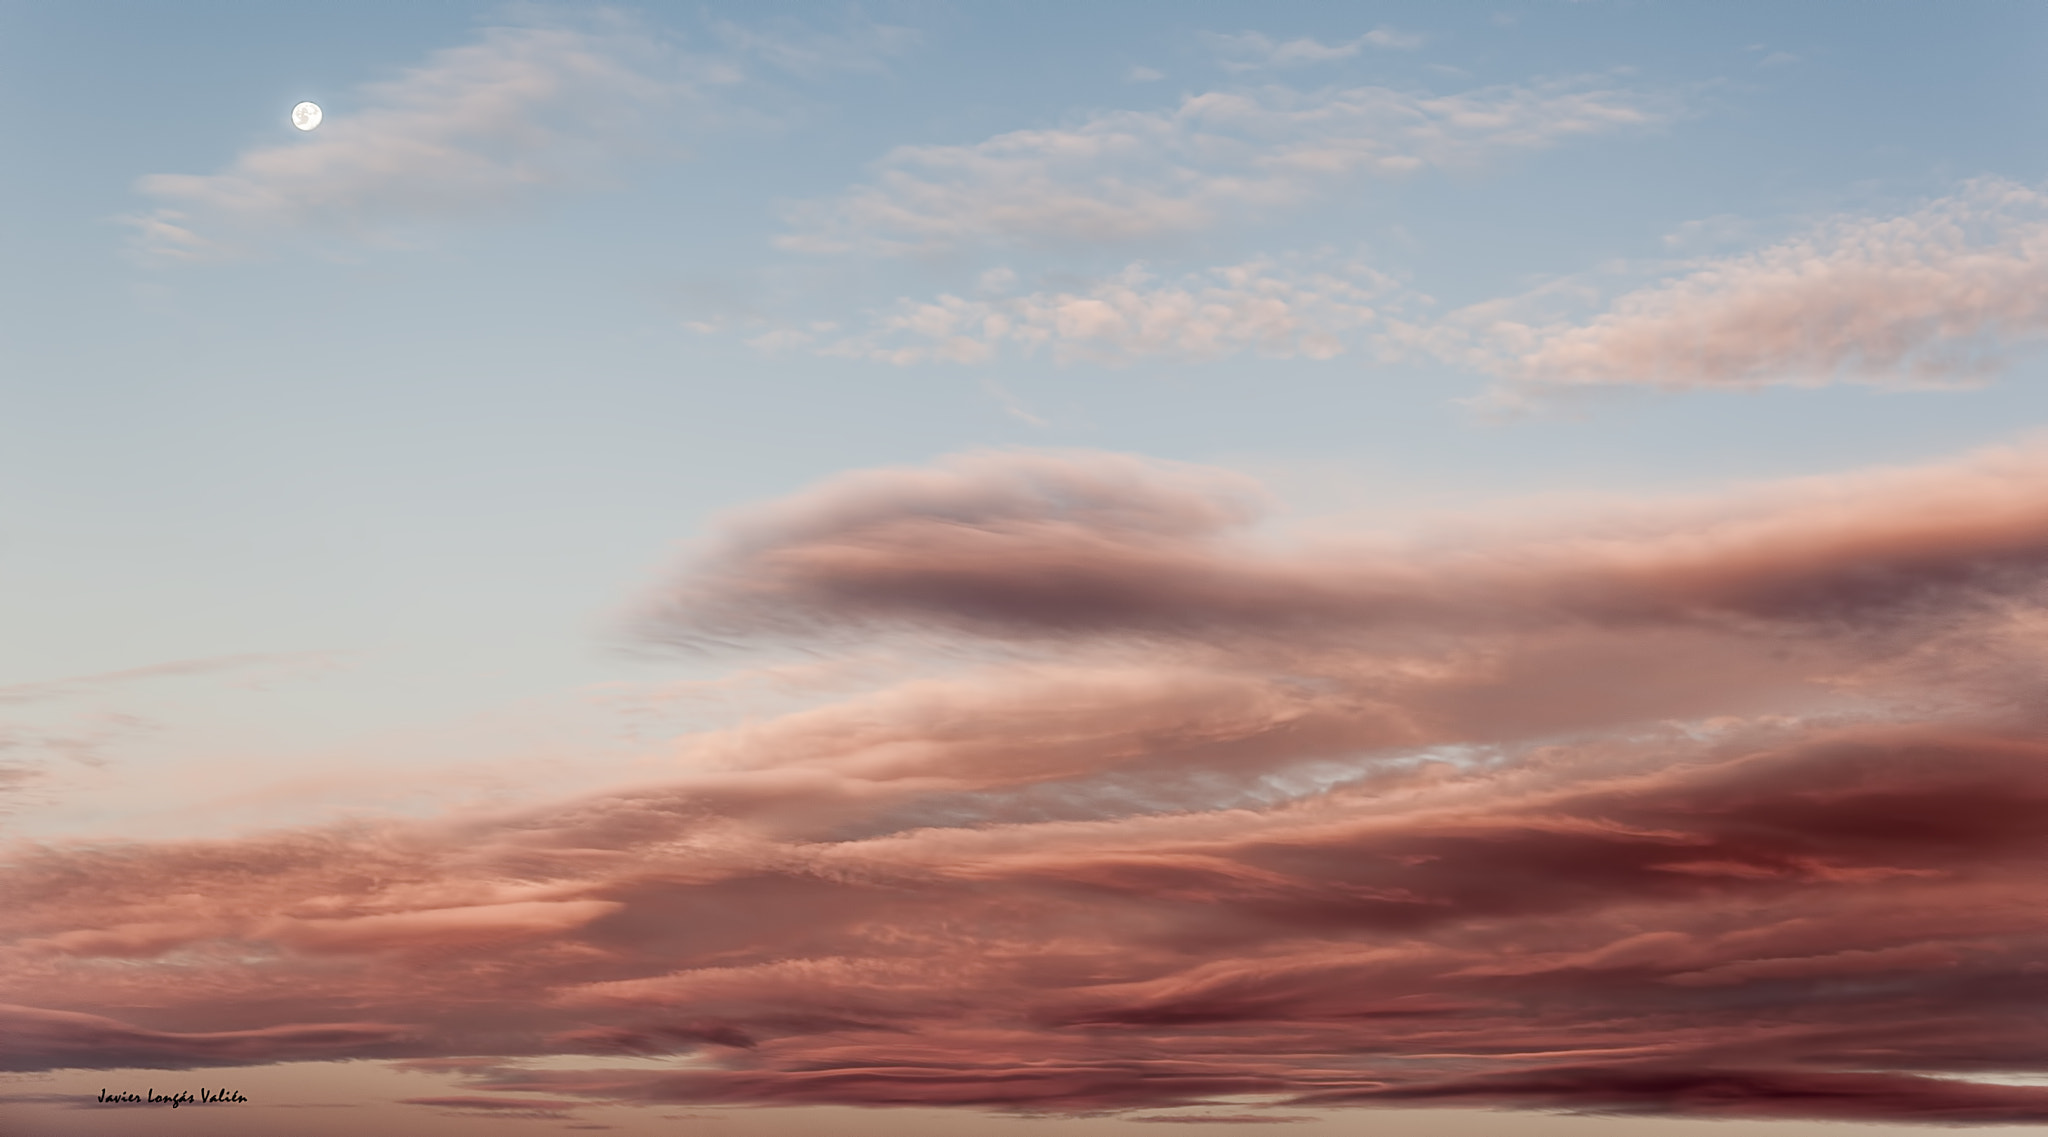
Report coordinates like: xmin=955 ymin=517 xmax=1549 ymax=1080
xmin=1206 ymin=29 xmax=1425 ymax=71
xmin=1406 ymin=180 xmax=2048 ymax=403
xmin=779 ymin=77 xmax=1668 ymax=256
xmin=821 ymin=258 xmax=1392 ymax=366
xmin=131 ymin=18 xmax=710 ymax=258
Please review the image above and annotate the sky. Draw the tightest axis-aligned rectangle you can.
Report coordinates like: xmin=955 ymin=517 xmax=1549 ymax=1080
xmin=10 ymin=1 xmax=2048 ymax=1133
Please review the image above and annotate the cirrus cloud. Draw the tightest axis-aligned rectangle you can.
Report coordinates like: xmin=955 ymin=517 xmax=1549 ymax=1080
xmin=1205 ymin=29 xmax=1426 ymax=71
xmin=817 ymin=258 xmax=1391 ymax=366
xmin=779 ymin=77 xmax=1670 ymax=256
xmin=1413 ymin=179 xmax=2048 ymax=402
xmin=131 ymin=16 xmax=717 ymax=259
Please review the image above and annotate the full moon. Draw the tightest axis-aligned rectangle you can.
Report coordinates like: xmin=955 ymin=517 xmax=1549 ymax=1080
xmin=291 ymin=101 xmax=322 ymax=131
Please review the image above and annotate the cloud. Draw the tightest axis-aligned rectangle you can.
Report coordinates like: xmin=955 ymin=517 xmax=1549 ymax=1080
xmin=0 ymin=652 xmax=347 ymax=824
xmin=1206 ymin=30 xmax=1426 ymax=71
xmin=1416 ymin=179 xmax=2048 ymax=400
xmin=779 ymin=77 xmax=1668 ymax=255
xmin=261 ymin=899 xmax=623 ymax=955
xmin=709 ymin=15 xmax=918 ymax=75
xmin=641 ymin=443 xmax=2048 ymax=650
xmin=823 ymin=259 xmax=1391 ymax=365
xmin=0 ymin=1004 xmax=411 ymax=1071
xmin=15 ymin=445 xmax=2048 ymax=1120
xmin=0 ymin=652 xmax=344 ymax=706
xmin=401 ymin=1095 xmax=585 ymax=1119
xmin=1293 ymin=1067 xmax=2048 ymax=1123
xmin=131 ymin=17 xmax=706 ymax=258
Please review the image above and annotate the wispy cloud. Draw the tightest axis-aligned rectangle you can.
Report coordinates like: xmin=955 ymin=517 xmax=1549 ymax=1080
xmin=0 ymin=652 xmax=345 ymax=706
xmin=131 ymin=16 xmax=713 ymax=258
xmin=1411 ymin=179 xmax=2048 ymax=403
xmin=709 ymin=14 xmax=918 ymax=75
xmin=400 ymin=1095 xmax=583 ymax=1119
xmin=1205 ymin=29 xmax=1426 ymax=71
xmin=820 ymin=257 xmax=1392 ymax=365
xmin=779 ymin=77 xmax=1670 ymax=255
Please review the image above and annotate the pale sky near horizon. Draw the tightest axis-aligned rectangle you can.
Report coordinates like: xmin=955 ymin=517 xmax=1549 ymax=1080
xmin=12 ymin=3 xmax=2048 ymax=1134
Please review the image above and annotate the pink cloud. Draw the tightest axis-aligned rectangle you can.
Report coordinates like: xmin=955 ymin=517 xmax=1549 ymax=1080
xmin=12 ymin=447 xmax=2048 ymax=1121
xmin=822 ymin=259 xmax=1389 ymax=367
xmin=400 ymin=1094 xmax=586 ymax=1118
xmin=0 ymin=1004 xmax=412 ymax=1070
xmin=261 ymin=899 xmax=624 ymax=954
xmin=131 ymin=20 xmax=702 ymax=259
xmin=1433 ymin=179 xmax=2048 ymax=399
xmin=1295 ymin=1067 xmax=2048 ymax=1122
xmin=779 ymin=79 xmax=1666 ymax=256
xmin=644 ymin=444 xmax=2048 ymax=646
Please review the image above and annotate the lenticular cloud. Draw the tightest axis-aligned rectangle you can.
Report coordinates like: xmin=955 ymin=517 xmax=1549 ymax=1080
xmin=14 ymin=446 xmax=2048 ymax=1123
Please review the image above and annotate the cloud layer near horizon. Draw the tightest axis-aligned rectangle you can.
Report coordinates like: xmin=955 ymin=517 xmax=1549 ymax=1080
xmin=14 ymin=447 xmax=2048 ymax=1122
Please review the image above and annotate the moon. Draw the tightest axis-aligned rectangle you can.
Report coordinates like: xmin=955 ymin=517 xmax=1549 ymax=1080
xmin=291 ymin=101 xmax=322 ymax=131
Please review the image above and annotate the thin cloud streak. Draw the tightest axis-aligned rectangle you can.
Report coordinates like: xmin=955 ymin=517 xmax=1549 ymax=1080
xmin=131 ymin=18 xmax=713 ymax=258
xmin=779 ymin=77 xmax=1668 ymax=256
xmin=0 ymin=651 xmax=345 ymax=705
xmin=1205 ymin=30 xmax=1426 ymax=71
xmin=821 ymin=259 xmax=1391 ymax=365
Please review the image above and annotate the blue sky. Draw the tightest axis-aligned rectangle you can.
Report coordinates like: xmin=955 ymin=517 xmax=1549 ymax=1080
xmin=13 ymin=3 xmax=2048 ymax=1133
xmin=8 ymin=4 xmax=2046 ymax=795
